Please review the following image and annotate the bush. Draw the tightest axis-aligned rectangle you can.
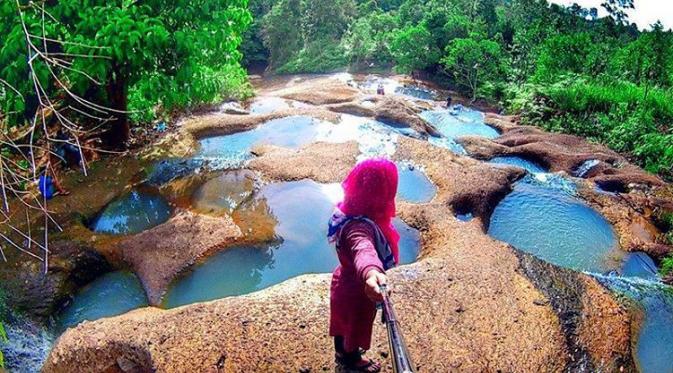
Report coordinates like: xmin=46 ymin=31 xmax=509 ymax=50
xmin=513 ymin=78 xmax=673 ymax=179
xmin=276 ymin=42 xmax=349 ymax=73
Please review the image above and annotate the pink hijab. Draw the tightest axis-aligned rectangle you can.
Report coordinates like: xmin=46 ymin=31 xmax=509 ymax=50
xmin=337 ymin=158 xmax=400 ymax=263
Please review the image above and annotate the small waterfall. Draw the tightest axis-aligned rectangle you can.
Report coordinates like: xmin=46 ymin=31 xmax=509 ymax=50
xmin=575 ymin=159 xmax=600 ymax=178
xmin=1 ymin=317 xmax=54 ymax=373
xmin=592 ymin=274 xmax=673 ymax=373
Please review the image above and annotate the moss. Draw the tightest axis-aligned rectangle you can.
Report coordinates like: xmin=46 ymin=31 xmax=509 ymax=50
xmin=661 ymin=255 xmax=673 ymax=277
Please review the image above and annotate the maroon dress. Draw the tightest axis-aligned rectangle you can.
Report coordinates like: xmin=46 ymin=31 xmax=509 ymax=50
xmin=329 ymin=221 xmax=385 ymax=352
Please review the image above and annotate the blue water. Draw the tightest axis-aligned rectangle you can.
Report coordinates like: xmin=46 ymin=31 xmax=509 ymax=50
xmin=197 ymin=116 xmax=321 ymax=163
xmin=421 ymin=108 xmax=500 ymax=140
xmin=621 ymin=252 xmax=659 ymax=281
xmin=489 ymin=156 xmax=547 ymax=174
xmin=456 ymin=213 xmax=474 ymax=222
xmin=420 ymin=108 xmax=499 ymax=154
xmin=594 ymin=275 xmax=673 ymax=373
xmin=191 ymin=170 xmax=256 ymax=214
xmin=575 ymin=159 xmax=600 ymax=178
xmin=146 ymin=158 xmax=206 ymax=185
xmin=1 ymin=316 xmax=53 ymax=373
xmin=488 ymin=181 xmax=619 ymax=273
xmin=397 ymin=163 xmax=436 ymax=203
xmin=57 ymin=271 xmax=148 ymax=331
xmin=164 ymin=180 xmax=421 ymax=308
xmin=394 ymin=86 xmax=436 ymax=100
xmin=89 ymin=188 xmax=172 ymax=235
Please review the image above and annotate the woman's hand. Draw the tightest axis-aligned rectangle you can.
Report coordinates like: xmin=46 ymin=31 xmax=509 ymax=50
xmin=364 ymin=269 xmax=387 ymax=302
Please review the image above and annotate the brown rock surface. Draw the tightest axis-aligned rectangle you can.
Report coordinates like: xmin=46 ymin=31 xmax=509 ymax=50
xmin=118 ymin=211 xmax=243 ymax=305
xmin=45 ymin=132 xmax=634 ymax=372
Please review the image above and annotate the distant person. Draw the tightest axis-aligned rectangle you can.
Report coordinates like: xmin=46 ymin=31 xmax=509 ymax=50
xmin=376 ymin=83 xmax=385 ymax=95
xmin=327 ymin=158 xmax=400 ymax=373
xmin=446 ymin=95 xmax=452 ymax=108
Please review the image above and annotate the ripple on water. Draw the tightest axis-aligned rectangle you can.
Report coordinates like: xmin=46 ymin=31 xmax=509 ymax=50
xmin=489 ymin=156 xmax=547 ymax=174
xmin=89 ymin=188 xmax=172 ymax=235
xmin=191 ymin=170 xmax=257 ymax=215
xmin=397 ymin=162 xmax=436 ymax=203
xmin=595 ymin=275 xmax=673 ymax=373
xmin=164 ymin=180 xmax=421 ymax=308
xmin=198 ymin=116 xmax=321 ymax=163
xmin=488 ymin=181 xmax=619 ymax=273
xmin=420 ymin=108 xmax=500 ymax=140
xmin=1 ymin=317 xmax=54 ymax=373
xmin=57 ymin=271 xmax=148 ymax=331
xmin=394 ymin=85 xmax=436 ymax=100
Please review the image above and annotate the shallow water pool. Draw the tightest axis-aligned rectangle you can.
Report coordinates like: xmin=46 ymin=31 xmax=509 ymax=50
xmin=198 ymin=116 xmax=321 ymax=164
xmin=394 ymin=85 xmax=436 ymax=100
xmin=57 ymin=271 xmax=148 ymax=331
xmin=89 ymin=188 xmax=172 ymax=235
xmin=488 ymin=181 xmax=619 ymax=273
xmin=489 ymin=156 xmax=547 ymax=174
xmin=164 ymin=180 xmax=421 ymax=308
xmin=249 ymin=97 xmax=290 ymax=114
xmin=421 ymin=108 xmax=499 ymax=140
xmin=397 ymin=162 xmax=436 ymax=203
xmin=191 ymin=170 xmax=257 ymax=215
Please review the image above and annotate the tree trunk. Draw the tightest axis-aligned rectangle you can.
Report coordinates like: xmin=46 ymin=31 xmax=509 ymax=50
xmin=104 ymin=64 xmax=129 ymax=149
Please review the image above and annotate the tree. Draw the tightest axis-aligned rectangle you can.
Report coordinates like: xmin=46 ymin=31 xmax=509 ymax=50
xmin=612 ymin=22 xmax=673 ymax=87
xmin=341 ymin=11 xmax=397 ymax=67
xmin=390 ymin=24 xmax=441 ymax=73
xmin=441 ymin=36 xmax=503 ymax=100
xmin=262 ymin=0 xmax=303 ymax=69
xmin=1 ymin=0 xmax=252 ymax=146
xmin=601 ymin=0 xmax=634 ymax=25
xmin=533 ymin=33 xmax=606 ymax=82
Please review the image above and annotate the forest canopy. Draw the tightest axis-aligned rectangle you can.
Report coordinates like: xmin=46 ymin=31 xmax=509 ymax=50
xmin=247 ymin=0 xmax=673 ymax=178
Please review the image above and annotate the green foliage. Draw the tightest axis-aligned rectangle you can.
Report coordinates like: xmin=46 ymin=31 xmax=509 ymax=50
xmin=341 ymin=11 xmax=397 ymax=68
xmin=442 ymin=36 xmax=503 ymax=100
xmin=1 ymin=0 xmax=252 ymax=135
xmin=247 ymin=0 xmax=672 ymax=179
xmin=261 ymin=0 xmax=355 ymax=71
xmin=661 ymin=255 xmax=673 ymax=277
xmin=533 ymin=33 xmax=610 ymax=82
xmin=390 ymin=24 xmax=440 ymax=73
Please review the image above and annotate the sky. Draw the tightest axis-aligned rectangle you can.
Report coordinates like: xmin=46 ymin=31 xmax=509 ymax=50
xmin=549 ymin=0 xmax=673 ymax=30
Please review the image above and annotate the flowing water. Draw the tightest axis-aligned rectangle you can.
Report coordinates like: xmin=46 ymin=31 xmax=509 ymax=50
xmin=164 ymin=180 xmax=421 ymax=308
xmin=421 ymin=107 xmax=500 ymax=154
xmin=487 ymin=156 xmax=672 ymax=371
xmin=489 ymin=156 xmax=547 ymax=174
xmin=89 ymin=188 xmax=172 ymax=235
xmin=594 ymin=275 xmax=673 ymax=373
xmin=574 ymin=159 xmax=601 ymax=178
xmin=394 ymin=85 xmax=436 ymax=100
xmin=57 ymin=271 xmax=149 ymax=331
xmin=1 ymin=317 xmax=54 ymax=373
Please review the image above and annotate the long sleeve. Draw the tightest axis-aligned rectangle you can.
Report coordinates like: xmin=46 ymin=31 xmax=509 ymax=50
xmin=341 ymin=221 xmax=385 ymax=282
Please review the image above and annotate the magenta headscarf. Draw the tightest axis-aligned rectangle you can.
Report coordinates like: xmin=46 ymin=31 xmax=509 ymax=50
xmin=337 ymin=158 xmax=401 ymax=263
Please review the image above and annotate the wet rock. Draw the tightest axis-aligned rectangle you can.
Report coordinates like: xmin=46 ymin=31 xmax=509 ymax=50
xmin=275 ymin=77 xmax=360 ymax=105
xmin=0 ymin=241 xmax=110 ymax=319
xmin=118 ymin=211 xmax=242 ymax=305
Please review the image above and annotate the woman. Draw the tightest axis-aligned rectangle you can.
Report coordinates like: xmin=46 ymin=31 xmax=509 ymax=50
xmin=327 ymin=158 xmax=400 ymax=372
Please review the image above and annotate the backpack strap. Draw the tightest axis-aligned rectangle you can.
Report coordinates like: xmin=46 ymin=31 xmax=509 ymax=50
xmin=337 ymin=217 xmax=395 ymax=271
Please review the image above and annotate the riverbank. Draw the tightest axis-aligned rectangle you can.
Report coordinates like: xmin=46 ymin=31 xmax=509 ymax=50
xmin=1 ymin=73 xmax=672 ymax=372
